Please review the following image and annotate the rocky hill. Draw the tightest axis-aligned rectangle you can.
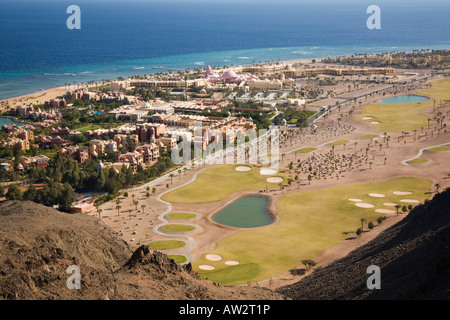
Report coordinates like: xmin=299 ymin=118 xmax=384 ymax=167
xmin=277 ymin=189 xmax=450 ymax=300
xmin=0 ymin=201 xmax=284 ymax=300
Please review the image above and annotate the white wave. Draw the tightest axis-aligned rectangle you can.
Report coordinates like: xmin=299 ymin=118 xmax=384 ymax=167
xmin=133 ymin=67 xmax=145 ymax=70
xmin=223 ymin=59 xmax=231 ymax=62
xmin=80 ymin=71 xmax=93 ymax=74
xmin=194 ymin=62 xmax=205 ymax=66
xmin=310 ymin=46 xmax=320 ymax=49
xmin=238 ymin=56 xmax=252 ymax=60
xmin=291 ymin=50 xmax=313 ymax=55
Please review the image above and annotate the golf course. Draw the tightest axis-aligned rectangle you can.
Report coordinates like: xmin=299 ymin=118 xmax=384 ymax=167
xmin=193 ymin=176 xmax=432 ymax=285
xmin=357 ymin=78 xmax=450 ymax=132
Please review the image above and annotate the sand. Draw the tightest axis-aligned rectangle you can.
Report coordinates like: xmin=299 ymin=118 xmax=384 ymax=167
xmin=400 ymin=199 xmax=420 ymax=203
xmin=368 ymin=193 xmax=386 ymax=198
xmin=205 ymin=254 xmax=223 ymax=261
xmin=348 ymin=199 xmax=363 ymax=202
xmin=225 ymin=261 xmax=240 ymax=266
xmin=383 ymin=202 xmax=399 ymax=207
xmin=355 ymin=203 xmax=376 ymax=208
xmin=267 ymin=177 xmax=284 ymax=183
xmin=260 ymin=168 xmax=277 ymax=175
xmin=198 ymin=265 xmax=215 ymax=270
xmin=375 ymin=209 xmax=397 ymax=214
xmin=235 ymin=166 xmax=252 ymax=172
xmin=393 ymin=191 xmax=413 ymax=195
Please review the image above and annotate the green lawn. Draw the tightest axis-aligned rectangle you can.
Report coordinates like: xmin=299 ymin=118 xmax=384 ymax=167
xmin=408 ymin=158 xmax=429 ymax=164
xmin=357 ymin=78 xmax=450 ymax=133
xmin=328 ymin=140 xmax=350 ymax=146
xmin=166 ymin=212 xmax=197 ymax=220
xmin=168 ymin=255 xmax=187 ymax=264
xmin=358 ymin=134 xmax=379 ymax=140
xmin=427 ymin=147 xmax=450 ymax=152
xmin=295 ymin=147 xmax=317 ymax=154
xmin=193 ymin=177 xmax=432 ymax=285
xmin=148 ymin=240 xmax=186 ymax=250
xmin=161 ymin=224 xmax=196 ymax=233
xmin=162 ymin=165 xmax=292 ymax=204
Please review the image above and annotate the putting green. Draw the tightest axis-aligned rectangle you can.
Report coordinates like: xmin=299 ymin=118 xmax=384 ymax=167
xmin=168 ymin=255 xmax=187 ymax=264
xmin=427 ymin=147 xmax=450 ymax=152
xmin=148 ymin=240 xmax=186 ymax=250
xmin=328 ymin=140 xmax=350 ymax=146
xmin=162 ymin=165 xmax=292 ymax=204
xmin=161 ymin=224 xmax=196 ymax=233
xmin=358 ymin=134 xmax=379 ymax=140
xmin=357 ymin=78 xmax=450 ymax=133
xmin=295 ymin=147 xmax=317 ymax=154
xmin=407 ymin=158 xmax=429 ymax=164
xmin=193 ymin=177 xmax=431 ymax=285
xmin=166 ymin=212 xmax=197 ymax=220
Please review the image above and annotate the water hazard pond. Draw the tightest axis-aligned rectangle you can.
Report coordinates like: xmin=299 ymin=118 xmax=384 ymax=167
xmin=378 ymin=95 xmax=428 ymax=104
xmin=211 ymin=196 xmax=274 ymax=228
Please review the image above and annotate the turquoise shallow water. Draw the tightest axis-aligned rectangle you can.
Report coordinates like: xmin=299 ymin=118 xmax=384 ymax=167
xmin=212 ymin=196 xmax=273 ymax=228
xmin=0 ymin=117 xmax=25 ymax=127
xmin=379 ymin=95 xmax=429 ymax=104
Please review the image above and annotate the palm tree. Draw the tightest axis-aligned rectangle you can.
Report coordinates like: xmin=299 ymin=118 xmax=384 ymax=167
xmin=98 ymin=208 xmax=102 ymax=219
xmin=435 ymin=183 xmax=441 ymax=193
xmin=133 ymin=200 xmax=139 ymax=211
xmin=360 ymin=218 xmax=366 ymax=232
xmin=394 ymin=204 xmax=401 ymax=216
xmin=141 ymin=204 xmax=146 ymax=215
xmin=128 ymin=209 xmax=132 ymax=219
xmin=116 ymin=205 xmax=121 ymax=216
xmin=169 ymin=173 xmax=175 ymax=184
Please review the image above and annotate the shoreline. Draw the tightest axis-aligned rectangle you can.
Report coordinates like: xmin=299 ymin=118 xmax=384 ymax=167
xmin=2 ymin=43 xmax=450 ymax=107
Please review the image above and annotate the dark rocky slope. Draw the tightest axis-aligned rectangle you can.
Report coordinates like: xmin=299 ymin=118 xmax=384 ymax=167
xmin=0 ymin=201 xmax=284 ymax=300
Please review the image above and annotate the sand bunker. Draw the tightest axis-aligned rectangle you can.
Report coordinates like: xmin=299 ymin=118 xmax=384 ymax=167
xmin=267 ymin=177 xmax=283 ymax=183
xmin=369 ymin=193 xmax=386 ymax=198
xmin=355 ymin=203 xmax=375 ymax=208
xmin=260 ymin=168 xmax=277 ymax=175
xmin=235 ymin=166 xmax=251 ymax=172
xmin=362 ymin=116 xmax=373 ymax=120
xmin=383 ymin=202 xmax=398 ymax=207
xmin=205 ymin=254 xmax=223 ymax=261
xmin=400 ymin=199 xmax=420 ymax=203
xmin=375 ymin=209 xmax=396 ymax=214
xmin=349 ymin=198 xmax=363 ymax=202
xmin=393 ymin=191 xmax=412 ymax=195
xmin=225 ymin=261 xmax=240 ymax=266
xmin=370 ymin=121 xmax=381 ymax=124
xmin=198 ymin=265 xmax=215 ymax=270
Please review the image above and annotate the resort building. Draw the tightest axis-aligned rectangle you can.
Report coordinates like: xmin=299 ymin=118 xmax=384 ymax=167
xmin=282 ymin=67 xmax=396 ymax=78
xmin=20 ymin=155 xmax=50 ymax=170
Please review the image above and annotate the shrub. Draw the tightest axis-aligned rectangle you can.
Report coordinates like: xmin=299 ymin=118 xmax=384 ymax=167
xmin=356 ymin=228 xmax=362 ymax=236
xmin=368 ymin=221 xmax=374 ymax=229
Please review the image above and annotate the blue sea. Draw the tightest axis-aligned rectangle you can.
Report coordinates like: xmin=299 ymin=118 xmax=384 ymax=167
xmin=1 ymin=0 xmax=450 ymax=99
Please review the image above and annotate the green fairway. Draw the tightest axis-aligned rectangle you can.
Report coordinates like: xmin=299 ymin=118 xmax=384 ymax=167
xmin=358 ymin=134 xmax=379 ymax=140
xmin=328 ymin=140 xmax=350 ymax=146
xmin=168 ymin=255 xmax=187 ymax=264
xmin=148 ymin=240 xmax=186 ymax=250
xmin=161 ymin=224 xmax=196 ymax=233
xmin=162 ymin=165 xmax=292 ymax=204
xmin=407 ymin=158 xmax=429 ymax=164
xmin=295 ymin=147 xmax=317 ymax=154
xmin=166 ymin=212 xmax=197 ymax=220
xmin=427 ymin=147 xmax=450 ymax=152
xmin=357 ymin=78 xmax=450 ymax=133
xmin=193 ymin=177 xmax=431 ymax=285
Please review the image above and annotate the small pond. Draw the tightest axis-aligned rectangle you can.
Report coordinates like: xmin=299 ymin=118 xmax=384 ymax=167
xmin=211 ymin=196 xmax=273 ymax=228
xmin=378 ymin=95 xmax=428 ymax=104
